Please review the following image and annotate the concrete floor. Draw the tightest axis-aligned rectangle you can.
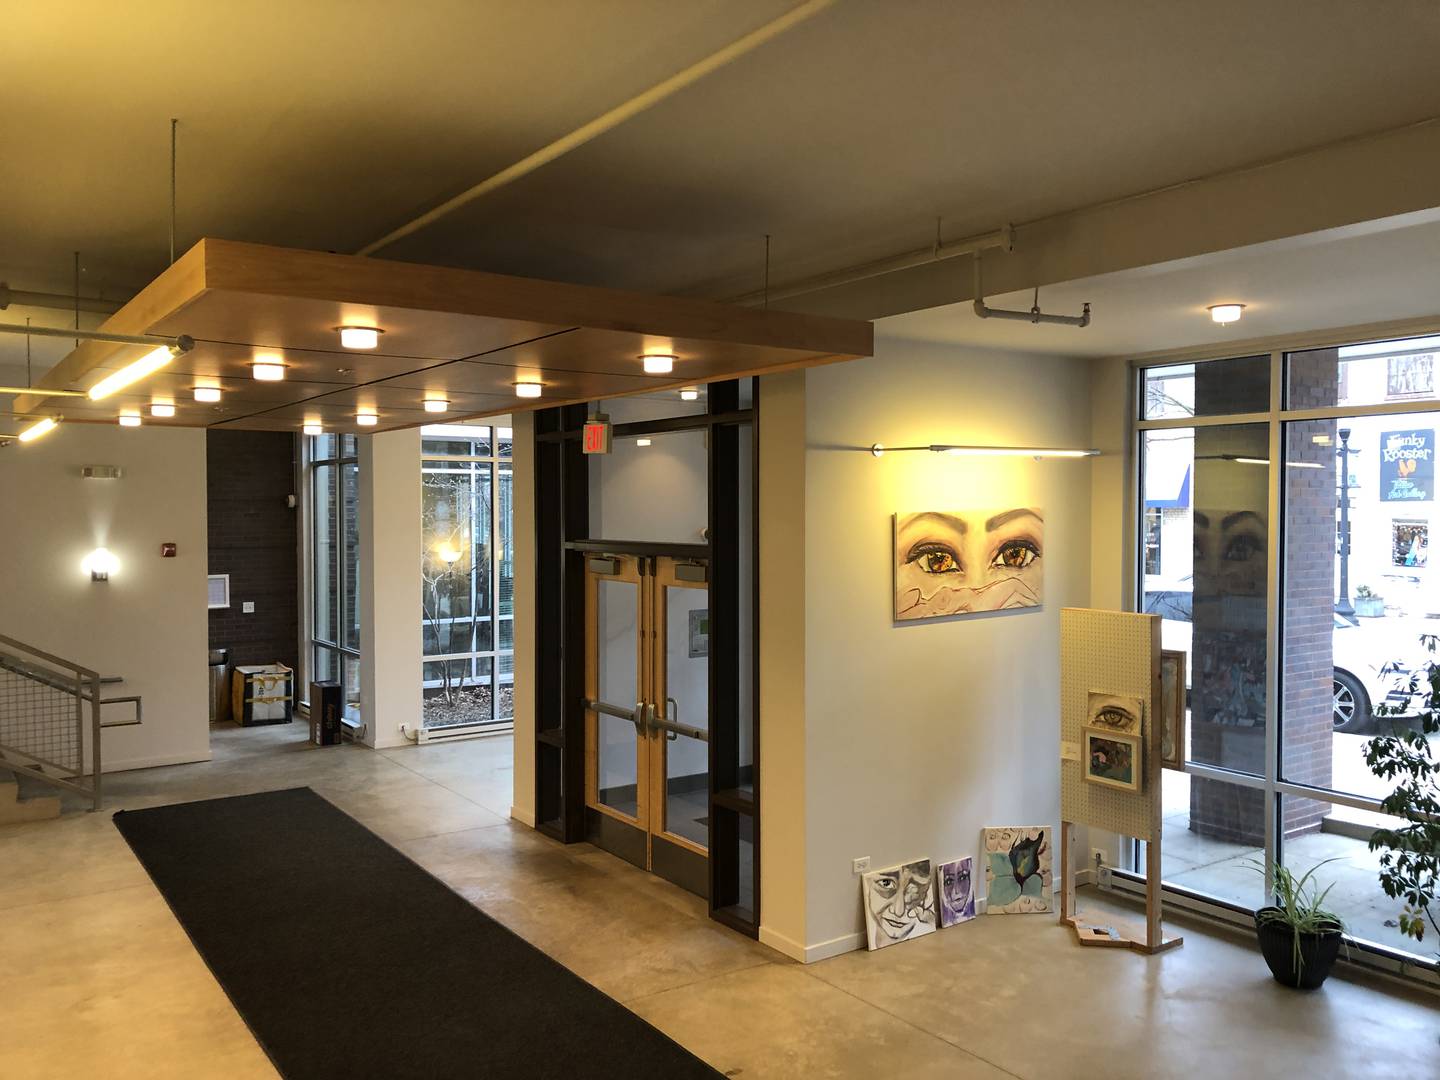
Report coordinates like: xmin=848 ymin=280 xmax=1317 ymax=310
xmin=2 ymin=722 xmax=1438 ymax=1080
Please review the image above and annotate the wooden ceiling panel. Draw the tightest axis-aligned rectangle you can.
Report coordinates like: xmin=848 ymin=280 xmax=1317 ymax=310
xmin=16 ymin=238 xmax=872 ymax=432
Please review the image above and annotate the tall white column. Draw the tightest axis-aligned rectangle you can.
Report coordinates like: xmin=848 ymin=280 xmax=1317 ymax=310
xmin=358 ymin=428 xmax=422 ymax=749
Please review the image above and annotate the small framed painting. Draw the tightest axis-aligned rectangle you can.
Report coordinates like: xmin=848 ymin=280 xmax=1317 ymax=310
xmin=1083 ymin=726 xmax=1142 ymax=793
xmin=1087 ymin=691 xmax=1142 ymax=736
xmin=1159 ymin=650 xmax=1187 ymax=771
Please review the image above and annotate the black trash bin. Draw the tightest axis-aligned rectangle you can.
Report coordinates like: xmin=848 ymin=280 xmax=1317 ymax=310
xmin=208 ymin=648 xmax=231 ymax=724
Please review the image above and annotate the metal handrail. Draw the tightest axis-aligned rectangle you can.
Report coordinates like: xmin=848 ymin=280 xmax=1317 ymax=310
xmin=0 ymin=635 xmax=137 ymax=811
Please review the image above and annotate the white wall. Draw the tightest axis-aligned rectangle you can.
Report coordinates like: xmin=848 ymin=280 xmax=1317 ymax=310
xmin=799 ymin=339 xmax=1095 ymax=955
xmin=358 ymin=427 xmax=422 ymax=749
xmin=509 ymin=412 xmax=537 ymax=825
xmin=0 ymin=424 xmax=209 ymax=772
xmin=589 ymin=397 xmax=708 ymax=545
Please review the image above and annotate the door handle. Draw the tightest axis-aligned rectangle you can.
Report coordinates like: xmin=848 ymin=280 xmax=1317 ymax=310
xmin=665 ymin=697 xmax=679 ymax=741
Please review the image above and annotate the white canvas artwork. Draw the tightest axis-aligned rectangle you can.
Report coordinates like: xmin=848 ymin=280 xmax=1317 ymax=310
xmin=861 ymin=859 xmax=938 ymax=950
xmin=982 ymin=826 xmax=1053 ymax=915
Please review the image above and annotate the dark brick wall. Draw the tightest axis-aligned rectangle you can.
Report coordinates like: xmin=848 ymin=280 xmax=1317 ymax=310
xmin=207 ymin=431 xmax=300 ymax=671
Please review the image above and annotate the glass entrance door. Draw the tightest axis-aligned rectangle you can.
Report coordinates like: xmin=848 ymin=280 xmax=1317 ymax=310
xmin=584 ymin=554 xmax=709 ymax=895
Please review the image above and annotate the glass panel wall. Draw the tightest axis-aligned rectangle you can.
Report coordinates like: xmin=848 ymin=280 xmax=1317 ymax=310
xmin=420 ymin=422 xmax=514 ymax=729
xmin=309 ymin=434 xmax=361 ymax=720
xmin=1136 ymin=334 xmax=1440 ymax=967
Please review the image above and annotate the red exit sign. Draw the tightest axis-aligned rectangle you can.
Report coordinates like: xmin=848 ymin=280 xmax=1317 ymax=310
xmin=582 ymin=418 xmax=611 ymax=455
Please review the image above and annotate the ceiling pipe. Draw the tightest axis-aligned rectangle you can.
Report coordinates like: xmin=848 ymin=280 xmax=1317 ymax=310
xmin=356 ymin=0 xmax=838 ymax=257
xmin=728 ymin=225 xmax=1013 ymax=306
xmin=973 ymin=254 xmax=1090 ymax=327
xmin=0 ymin=322 xmax=192 ymax=351
xmin=0 ymin=284 xmax=122 ymax=316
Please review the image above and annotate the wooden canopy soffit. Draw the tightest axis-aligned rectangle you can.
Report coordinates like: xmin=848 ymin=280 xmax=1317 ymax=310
xmin=16 ymin=239 xmax=873 ymax=432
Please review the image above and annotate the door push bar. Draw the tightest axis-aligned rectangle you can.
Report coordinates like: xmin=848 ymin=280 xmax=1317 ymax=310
xmin=584 ymin=697 xmax=709 ymax=742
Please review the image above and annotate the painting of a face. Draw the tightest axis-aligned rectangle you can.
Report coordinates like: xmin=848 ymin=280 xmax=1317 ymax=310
xmin=1087 ymin=692 xmax=1142 ymax=736
xmin=937 ymin=857 xmax=976 ymax=928
xmin=862 ymin=859 xmax=937 ymax=950
xmin=983 ymin=826 xmax=1053 ymax=915
xmin=894 ymin=508 xmax=1044 ymax=621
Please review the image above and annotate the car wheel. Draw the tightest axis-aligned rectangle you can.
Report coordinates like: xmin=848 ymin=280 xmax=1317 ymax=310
xmin=1332 ymin=669 xmax=1372 ymax=734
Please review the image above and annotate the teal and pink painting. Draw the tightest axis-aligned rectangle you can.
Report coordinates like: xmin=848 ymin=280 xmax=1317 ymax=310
xmin=983 ymin=825 xmax=1053 ymax=914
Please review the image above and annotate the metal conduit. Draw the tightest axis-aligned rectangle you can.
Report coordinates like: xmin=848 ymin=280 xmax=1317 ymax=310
xmin=0 ymin=285 xmax=121 ymax=316
xmin=357 ymin=0 xmax=838 ymax=257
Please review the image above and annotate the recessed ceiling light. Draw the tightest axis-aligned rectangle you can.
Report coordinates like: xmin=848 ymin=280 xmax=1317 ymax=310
xmin=338 ymin=326 xmax=382 ymax=350
xmin=251 ymin=359 xmax=286 ymax=381
xmin=642 ymin=353 xmax=676 ymax=374
xmin=636 ymin=438 xmax=652 ymax=447
xmin=679 ymin=388 xmax=699 ymax=402
xmin=356 ymin=409 xmax=379 ymax=427
xmin=193 ymin=385 xmax=222 ymax=403
xmin=423 ymin=397 xmax=450 ymax=414
xmin=514 ymin=380 xmax=543 ymax=399
xmin=118 ymin=412 xmax=142 ymax=428
xmin=150 ymin=402 xmax=176 ymax=418
xmin=1208 ymin=303 xmax=1245 ymax=325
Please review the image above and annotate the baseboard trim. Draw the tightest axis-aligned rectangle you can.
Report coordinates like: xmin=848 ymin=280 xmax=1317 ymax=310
xmin=103 ymin=750 xmax=212 ymax=773
xmin=509 ymin=804 xmax=536 ymax=827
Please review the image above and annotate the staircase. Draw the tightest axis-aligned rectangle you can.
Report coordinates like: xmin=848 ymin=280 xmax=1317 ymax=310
xmin=0 ymin=632 xmax=142 ymax=815
xmin=0 ymin=767 xmax=61 ymax=825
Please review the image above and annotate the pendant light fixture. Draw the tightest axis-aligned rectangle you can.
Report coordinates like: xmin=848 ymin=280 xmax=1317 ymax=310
xmin=17 ymin=416 xmax=60 ymax=443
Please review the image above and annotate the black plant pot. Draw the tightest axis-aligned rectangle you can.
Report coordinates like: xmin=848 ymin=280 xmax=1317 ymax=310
xmin=1255 ymin=908 xmax=1343 ymax=989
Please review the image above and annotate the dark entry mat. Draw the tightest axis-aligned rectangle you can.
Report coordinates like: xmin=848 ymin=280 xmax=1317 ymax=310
xmin=114 ymin=788 xmax=721 ymax=1080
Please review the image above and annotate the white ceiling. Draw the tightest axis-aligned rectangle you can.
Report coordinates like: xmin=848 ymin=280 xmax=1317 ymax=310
xmin=876 ymin=211 xmax=1440 ymax=358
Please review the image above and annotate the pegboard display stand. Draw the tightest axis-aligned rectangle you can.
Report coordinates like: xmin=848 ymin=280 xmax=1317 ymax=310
xmin=1059 ymin=608 xmax=1182 ymax=955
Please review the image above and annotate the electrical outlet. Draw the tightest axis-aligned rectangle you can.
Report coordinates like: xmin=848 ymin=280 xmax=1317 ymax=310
xmin=1092 ymin=848 xmax=1114 ymax=890
xmin=852 ymin=856 xmax=870 ymax=875
xmin=242 ymin=601 xmax=255 ymax=614
xmin=1091 ymin=847 xmax=1106 ymax=867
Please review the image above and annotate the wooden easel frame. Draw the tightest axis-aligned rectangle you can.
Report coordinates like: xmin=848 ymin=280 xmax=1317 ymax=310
xmin=1058 ymin=610 xmax=1182 ymax=954
xmin=1058 ymin=820 xmax=1182 ymax=953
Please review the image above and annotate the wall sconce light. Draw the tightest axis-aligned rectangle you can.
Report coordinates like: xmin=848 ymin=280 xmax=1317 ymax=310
xmin=869 ymin=443 xmax=1100 ymax=459
xmin=436 ymin=542 xmax=463 ymax=565
xmin=83 ymin=547 xmax=119 ymax=582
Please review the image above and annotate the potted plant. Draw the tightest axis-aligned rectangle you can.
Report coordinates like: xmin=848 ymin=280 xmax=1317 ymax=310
xmin=1250 ymin=859 xmax=1345 ymax=989
xmin=1368 ymin=637 xmax=1440 ymax=955
xmin=1353 ymin=585 xmax=1386 ymax=618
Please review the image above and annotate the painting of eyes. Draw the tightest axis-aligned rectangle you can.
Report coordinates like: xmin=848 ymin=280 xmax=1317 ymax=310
xmin=1087 ymin=692 xmax=1143 ymax=737
xmin=862 ymin=859 xmax=938 ymax=950
xmin=894 ymin=508 xmax=1044 ymax=621
xmin=937 ymin=856 xmax=976 ymax=927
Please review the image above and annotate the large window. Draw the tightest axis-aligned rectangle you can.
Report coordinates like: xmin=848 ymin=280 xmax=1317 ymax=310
xmin=1136 ymin=335 xmax=1440 ymax=967
xmin=421 ymin=423 xmax=514 ymax=729
xmin=309 ymin=434 xmax=361 ymax=720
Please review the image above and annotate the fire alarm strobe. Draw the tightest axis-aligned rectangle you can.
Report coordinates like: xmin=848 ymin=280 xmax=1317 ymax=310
xmin=160 ymin=543 xmax=177 ymax=557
